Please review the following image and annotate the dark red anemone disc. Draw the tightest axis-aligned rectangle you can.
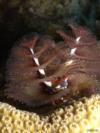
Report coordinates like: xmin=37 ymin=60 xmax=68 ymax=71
xmin=5 ymin=25 xmax=100 ymax=109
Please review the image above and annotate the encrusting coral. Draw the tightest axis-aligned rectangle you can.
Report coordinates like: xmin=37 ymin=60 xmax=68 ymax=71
xmin=0 ymin=94 xmax=100 ymax=133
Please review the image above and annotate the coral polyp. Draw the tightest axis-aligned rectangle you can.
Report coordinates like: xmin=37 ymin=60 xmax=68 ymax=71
xmin=0 ymin=94 xmax=100 ymax=133
xmin=5 ymin=24 xmax=100 ymax=111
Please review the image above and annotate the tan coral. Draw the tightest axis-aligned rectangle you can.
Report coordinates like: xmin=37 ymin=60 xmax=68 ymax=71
xmin=0 ymin=94 xmax=100 ymax=133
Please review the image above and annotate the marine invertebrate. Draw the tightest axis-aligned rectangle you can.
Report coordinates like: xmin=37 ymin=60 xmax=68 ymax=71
xmin=5 ymin=24 xmax=100 ymax=111
xmin=0 ymin=94 xmax=100 ymax=133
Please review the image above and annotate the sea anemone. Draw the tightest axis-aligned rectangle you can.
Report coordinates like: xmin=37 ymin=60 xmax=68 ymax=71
xmin=5 ymin=24 xmax=100 ymax=112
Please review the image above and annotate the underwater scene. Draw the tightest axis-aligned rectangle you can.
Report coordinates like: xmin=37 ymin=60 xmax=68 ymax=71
xmin=0 ymin=0 xmax=100 ymax=132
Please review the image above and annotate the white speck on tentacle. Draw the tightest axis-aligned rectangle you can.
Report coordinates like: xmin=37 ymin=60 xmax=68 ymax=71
xmin=43 ymin=81 xmax=52 ymax=87
xmin=34 ymin=57 xmax=40 ymax=66
xmin=63 ymin=98 xmax=68 ymax=103
xmin=61 ymin=97 xmax=64 ymax=100
xmin=55 ymin=77 xmax=68 ymax=90
xmin=38 ymin=68 xmax=46 ymax=75
xmin=30 ymin=48 xmax=34 ymax=55
xmin=65 ymin=77 xmax=68 ymax=82
xmin=70 ymin=48 xmax=77 ymax=55
xmin=30 ymin=48 xmax=46 ymax=75
xmin=76 ymin=36 xmax=81 ymax=44
xmin=65 ymin=60 xmax=74 ymax=66
xmin=30 ymin=48 xmax=40 ymax=66
xmin=55 ymin=85 xmax=61 ymax=89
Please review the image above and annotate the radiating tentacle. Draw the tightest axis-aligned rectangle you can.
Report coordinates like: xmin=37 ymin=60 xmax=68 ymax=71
xmin=57 ymin=30 xmax=75 ymax=48
xmin=69 ymin=24 xmax=96 ymax=39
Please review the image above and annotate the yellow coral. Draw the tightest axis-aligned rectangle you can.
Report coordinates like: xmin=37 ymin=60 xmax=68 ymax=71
xmin=0 ymin=94 xmax=100 ymax=133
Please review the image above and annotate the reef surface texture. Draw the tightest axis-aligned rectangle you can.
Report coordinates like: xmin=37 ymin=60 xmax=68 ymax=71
xmin=0 ymin=94 xmax=100 ymax=133
xmin=0 ymin=0 xmax=99 ymax=31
